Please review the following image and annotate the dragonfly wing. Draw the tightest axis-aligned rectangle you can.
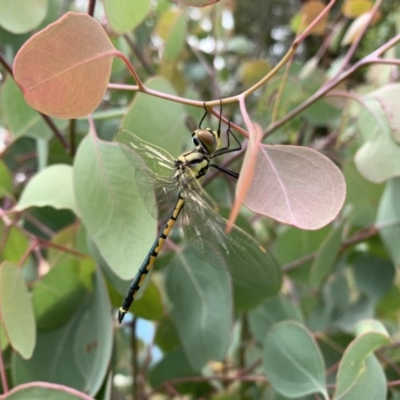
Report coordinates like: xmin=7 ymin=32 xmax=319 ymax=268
xmin=116 ymin=128 xmax=180 ymax=221
xmin=116 ymin=128 xmax=176 ymax=177
xmin=182 ymin=190 xmax=282 ymax=309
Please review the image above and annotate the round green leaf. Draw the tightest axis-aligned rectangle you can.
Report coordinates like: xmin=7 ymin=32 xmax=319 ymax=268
xmin=354 ymin=97 xmax=400 ymax=183
xmin=165 ymin=250 xmax=232 ymax=371
xmin=309 ymin=224 xmax=343 ymax=288
xmin=343 ymin=161 xmax=384 ymax=226
xmin=154 ymin=317 xmax=180 ymax=353
xmin=104 ymin=0 xmax=151 ymax=33
xmin=131 ymin=280 xmax=163 ymax=321
xmin=73 ymin=133 xmax=156 ymax=280
xmin=333 ymin=332 xmax=390 ymax=399
xmin=0 ymin=323 xmax=9 ymax=350
xmin=334 ymin=356 xmax=386 ymax=400
xmin=121 ymin=77 xmax=187 ymax=157
xmin=353 ymin=254 xmax=394 ymax=303
xmin=32 ymin=258 xmax=95 ymax=330
xmin=164 ymin=12 xmax=187 ymax=61
xmin=249 ymin=298 xmax=303 ymax=343
xmin=1 ymin=78 xmax=57 ymax=140
xmin=0 ymin=0 xmax=48 ymax=34
xmin=16 ymin=164 xmax=78 ymax=214
xmin=376 ymin=177 xmax=400 ymax=265
xmin=354 ymin=319 xmax=389 ymax=337
xmin=368 ymin=83 xmax=400 ymax=144
xmin=263 ymin=321 xmax=328 ymax=400
xmin=12 ymin=270 xmax=113 ymax=397
xmin=0 ymin=262 xmax=36 ymax=359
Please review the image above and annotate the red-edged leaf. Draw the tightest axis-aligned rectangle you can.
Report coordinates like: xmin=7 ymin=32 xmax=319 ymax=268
xmin=244 ymin=145 xmax=346 ymax=230
xmin=176 ymin=0 xmax=219 ymax=6
xmin=227 ymin=123 xmax=262 ymax=232
xmin=3 ymin=381 xmax=95 ymax=400
xmin=13 ymin=12 xmax=117 ymax=119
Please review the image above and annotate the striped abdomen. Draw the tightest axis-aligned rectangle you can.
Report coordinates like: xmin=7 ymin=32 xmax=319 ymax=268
xmin=118 ymin=192 xmax=185 ymax=323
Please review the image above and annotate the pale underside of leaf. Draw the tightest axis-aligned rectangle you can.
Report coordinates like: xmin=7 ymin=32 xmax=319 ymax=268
xmin=244 ymin=145 xmax=346 ymax=230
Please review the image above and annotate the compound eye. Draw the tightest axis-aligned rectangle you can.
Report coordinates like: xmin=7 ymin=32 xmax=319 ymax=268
xmin=194 ymin=129 xmax=217 ymax=154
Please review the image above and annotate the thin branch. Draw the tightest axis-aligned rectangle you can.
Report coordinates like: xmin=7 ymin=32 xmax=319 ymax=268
xmin=263 ymin=33 xmax=400 ymax=138
xmin=36 ymin=237 xmax=87 ymax=258
xmin=144 ymin=374 xmax=269 ymax=399
xmin=131 ymin=317 xmax=139 ymax=399
xmin=271 ymin=53 xmax=294 ymax=123
xmin=40 ymin=113 xmax=69 ymax=148
xmin=334 ymin=0 xmax=383 ymax=77
xmin=295 ymin=0 xmax=337 ymax=44
xmin=283 ymin=226 xmax=378 ymax=272
xmin=18 ymin=238 xmax=37 ymax=267
xmin=23 ymin=212 xmax=56 ymax=237
xmin=69 ymin=118 xmax=76 ymax=157
xmin=123 ymin=35 xmax=155 ymax=77
xmin=377 ymin=349 xmax=400 ymax=377
xmin=87 ymin=0 xmax=96 ymax=17
xmin=0 ymin=52 xmax=13 ymax=75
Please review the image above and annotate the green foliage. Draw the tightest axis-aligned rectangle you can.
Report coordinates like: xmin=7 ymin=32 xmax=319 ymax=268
xmin=1 ymin=1 xmax=400 ymax=399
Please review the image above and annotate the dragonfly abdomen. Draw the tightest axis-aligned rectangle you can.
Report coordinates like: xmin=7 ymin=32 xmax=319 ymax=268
xmin=118 ymin=192 xmax=185 ymax=323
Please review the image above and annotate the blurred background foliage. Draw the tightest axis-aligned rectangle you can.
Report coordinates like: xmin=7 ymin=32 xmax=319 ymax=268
xmin=1 ymin=0 xmax=400 ymax=399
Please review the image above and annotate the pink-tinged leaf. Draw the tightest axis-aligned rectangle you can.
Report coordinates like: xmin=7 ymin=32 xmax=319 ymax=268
xmin=13 ymin=12 xmax=117 ymax=119
xmin=176 ymin=0 xmax=219 ymax=6
xmin=244 ymin=145 xmax=346 ymax=230
xmin=3 ymin=382 xmax=97 ymax=400
xmin=227 ymin=123 xmax=262 ymax=232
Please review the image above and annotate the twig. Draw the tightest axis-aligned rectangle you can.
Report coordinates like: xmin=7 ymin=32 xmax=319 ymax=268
xmin=377 ymin=349 xmax=400 ymax=377
xmin=18 ymin=238 xmax=37 ymax=267
xmin=69 ymin=118 xmax=76 ymax=157
xmin=87 ymin=0 xmax=96 ymax=17
xmin=264 ymin=32 xmax=400 ymax=139
xmin=334 ymin=0 xmax=383 ymax=77
xmin=123 ymin=35 xmax=155 ymax=77
xmin=131 ymin=317 xmax=138 ymax=399
xmin=23 ymin=212 xmax=56 ymax=238
xmin=144 ymin=374 xmax=269 ymax=399
xmin=282 ymin=226 xmax=378 ymax=272
xmin=0 ymin=52 xmax=13 ymax=75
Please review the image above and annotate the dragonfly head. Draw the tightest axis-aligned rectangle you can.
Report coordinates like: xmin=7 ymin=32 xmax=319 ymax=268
xmin=192 ymin=128 xmax=220 ymax=155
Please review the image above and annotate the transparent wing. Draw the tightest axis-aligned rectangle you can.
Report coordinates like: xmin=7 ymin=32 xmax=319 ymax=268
xmin=115 ymin=128 xmax=180 ymax=221
xmin=182 ymin=187 xmax=282 ymax=308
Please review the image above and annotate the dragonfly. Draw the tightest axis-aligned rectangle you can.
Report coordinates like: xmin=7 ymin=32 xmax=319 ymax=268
xmin=116 ymin=103 xmax=281 ymax=323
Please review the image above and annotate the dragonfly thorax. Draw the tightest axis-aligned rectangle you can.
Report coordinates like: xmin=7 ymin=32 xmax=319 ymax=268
xmin=192 ymin=128 xmax=220 ymax=155
xmin=176 ymin=150 xmax=211 ymax=183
